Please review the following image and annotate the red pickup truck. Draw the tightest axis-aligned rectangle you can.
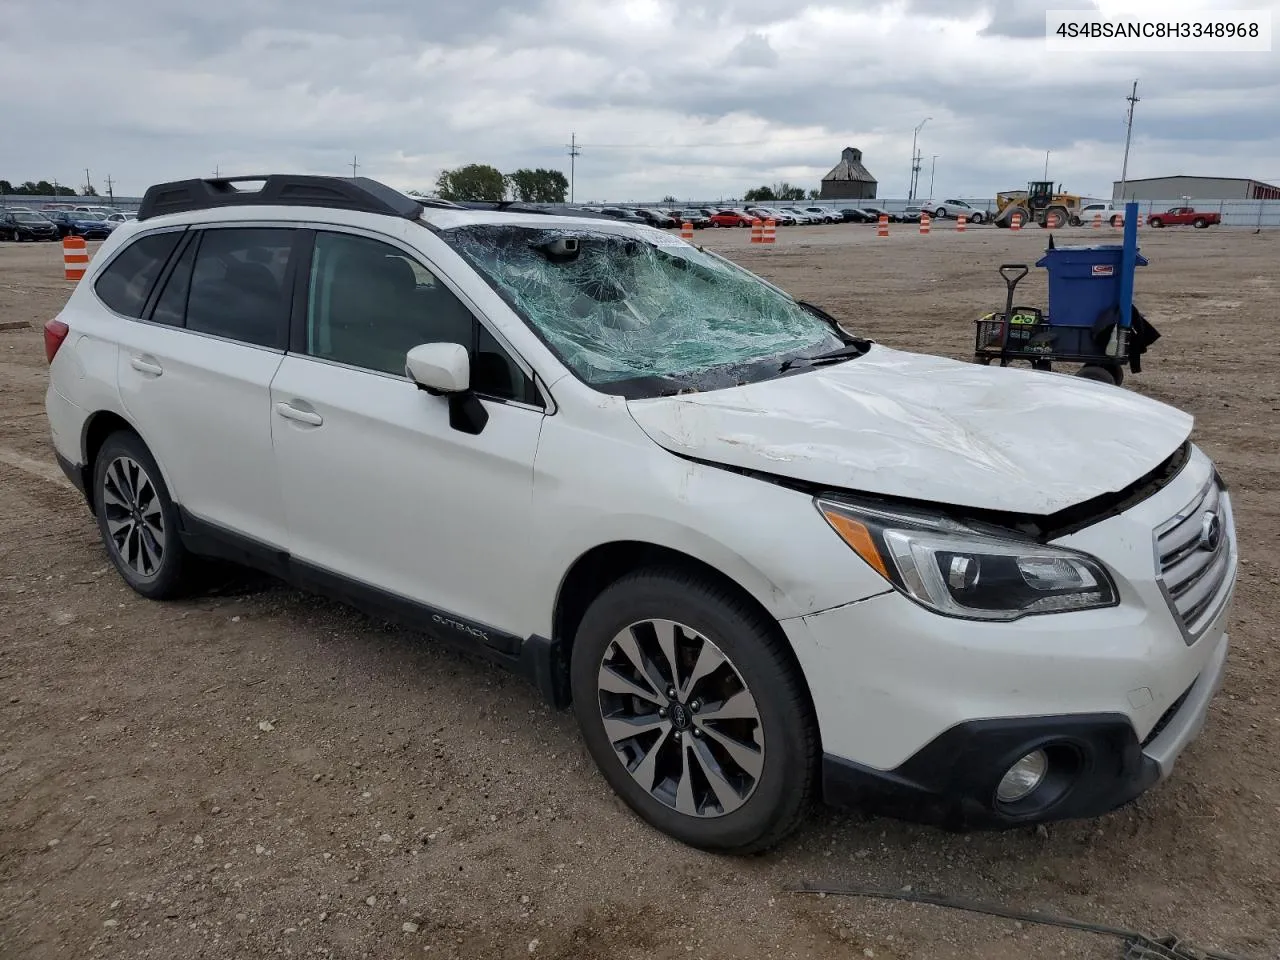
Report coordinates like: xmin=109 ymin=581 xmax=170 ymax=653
xmin=1146 ymin=206 xmax=1220 ymax=229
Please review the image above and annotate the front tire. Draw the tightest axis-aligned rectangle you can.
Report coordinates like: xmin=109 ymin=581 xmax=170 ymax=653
xmin=570 ymin=569 xmax=817 ymax=854
xmin=92 ymin=431 xmax=193 ymax=600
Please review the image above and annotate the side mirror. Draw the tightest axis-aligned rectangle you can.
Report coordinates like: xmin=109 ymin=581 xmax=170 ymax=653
xmin=406 ymin=342 xmax=469 ymax=394
xmin=405 ymin=342 xmax=489 ymax=436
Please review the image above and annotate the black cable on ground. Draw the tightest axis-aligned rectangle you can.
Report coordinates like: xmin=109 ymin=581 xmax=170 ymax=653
xmin=787 ymin=882 xmax=1258 ymax=960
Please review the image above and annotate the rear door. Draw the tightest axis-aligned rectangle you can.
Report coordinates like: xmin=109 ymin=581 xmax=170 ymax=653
xmin=114 ymin=224 xmax=302 ymax=548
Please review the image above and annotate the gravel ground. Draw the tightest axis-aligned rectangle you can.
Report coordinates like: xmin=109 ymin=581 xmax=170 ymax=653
xmin=1 ymin=224 xmax=1277 ymax=960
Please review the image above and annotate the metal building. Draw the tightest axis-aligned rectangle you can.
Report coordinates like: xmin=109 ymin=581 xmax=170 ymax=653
xmin=1112 ymin=176 xmax=1280 ymax=202
xmin=819 ymin=147 xmax=878 ymax=201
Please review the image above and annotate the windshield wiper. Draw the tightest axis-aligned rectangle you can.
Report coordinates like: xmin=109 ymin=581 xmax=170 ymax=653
xmin=778 ymin=341 xmax=870 ymax=373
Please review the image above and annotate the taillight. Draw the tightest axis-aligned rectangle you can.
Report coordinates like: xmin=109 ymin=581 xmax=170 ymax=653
xmin=44 ymin=319 xmax=70 ymax=365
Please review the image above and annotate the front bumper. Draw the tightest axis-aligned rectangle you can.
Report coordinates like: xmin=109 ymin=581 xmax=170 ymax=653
xmin=820 ymin=629 xmax=1228 ymax=829
xmin=780 ymin=443 xmax=1236 ymax=829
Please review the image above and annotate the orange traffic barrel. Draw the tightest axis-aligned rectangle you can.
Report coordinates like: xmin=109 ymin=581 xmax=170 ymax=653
xmin=956 ymin=214 xmax=967 ymax=232
xmin=750 ymin=219 xmax=763 ymax=243
xmin=63 ymin=236 xmax=89 ymax=282
xmin=1010 ymin=212 xmax=1023 ymax=231
xmin=762 ymin=218 xmax=776 ymax=244
xmin=680 ymin=221 xmax=694 ymax=241
xmin=877 ymin=214 xmax=889 ymax=237
xmin=919 ymin=213 xmax=930 ymax=235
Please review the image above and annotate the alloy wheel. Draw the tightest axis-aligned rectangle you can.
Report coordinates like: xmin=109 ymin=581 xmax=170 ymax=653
xmin=101 ymin=455 xmax=166 ymax=579
xmin=596 ymin=618 xmax=764 ymax=818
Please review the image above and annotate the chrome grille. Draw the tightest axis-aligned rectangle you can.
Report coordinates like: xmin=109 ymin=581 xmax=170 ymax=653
xmin=1155 ymin=478 xmax=1234 ymax=643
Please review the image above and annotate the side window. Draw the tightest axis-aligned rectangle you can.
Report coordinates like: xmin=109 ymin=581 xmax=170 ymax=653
xmin=185 ymin=228 xmax=294 ymax=348
xmin=150 ymin=235 xmax=199 ymax=327
xmin=93 ymin=231 xmax=183 ymax=318
xmin=305 ymin=231 xmax=538 ymax=404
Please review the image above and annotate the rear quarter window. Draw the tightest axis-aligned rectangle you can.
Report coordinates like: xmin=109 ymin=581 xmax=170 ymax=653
xmin=93 ymin=231 xmax=184 ymax=318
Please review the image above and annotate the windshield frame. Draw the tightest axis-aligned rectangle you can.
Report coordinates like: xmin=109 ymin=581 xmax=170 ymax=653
xmin=439 ymin=220 xmax=858 ymax=400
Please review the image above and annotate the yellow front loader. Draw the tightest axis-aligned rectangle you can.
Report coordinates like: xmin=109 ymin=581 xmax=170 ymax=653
xmin=994 ymin=180 xmax=1082 ymax=228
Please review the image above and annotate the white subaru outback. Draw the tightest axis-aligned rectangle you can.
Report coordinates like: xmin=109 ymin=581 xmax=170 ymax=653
xmin=44 ymin=175 xmax=1237 ymax=853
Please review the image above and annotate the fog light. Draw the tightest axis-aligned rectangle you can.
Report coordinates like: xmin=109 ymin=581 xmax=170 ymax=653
xmin=996 ymin=749 xmax=1049 ymax=803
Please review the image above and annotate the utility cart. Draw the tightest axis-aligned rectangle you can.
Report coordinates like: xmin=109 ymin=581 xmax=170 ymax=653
xmin=974 ymin=202 xmax=1156 ymax=387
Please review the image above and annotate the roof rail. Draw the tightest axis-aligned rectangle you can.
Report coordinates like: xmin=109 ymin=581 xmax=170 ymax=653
xmin=135 ymin=175 xmax=428 ymax=222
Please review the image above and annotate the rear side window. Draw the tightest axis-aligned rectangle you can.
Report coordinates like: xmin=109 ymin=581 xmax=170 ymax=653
xmin=184 ymin=228 xmax=294 ymax=348
xmin=150 ymin=236 xmax=198 ymax=327
xmin=94 ymin=232 xmax=183 ymax=318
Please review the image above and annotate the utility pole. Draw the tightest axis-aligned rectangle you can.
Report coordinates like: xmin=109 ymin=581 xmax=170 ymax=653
xmin=213 ymin=165 xmax=220 ymax=178
xmin=929 ymin=155 xmax=938 ymax=197
xmin=1044 ymin=150 xmax=1050 ymax=180
xmin=105 ymin=174 xmax=115 ymax=205
xmin=1119 ymin=80 xmax=1140 ymax=202
xmin=351 ymin=154 xmax=360 ymax=179
xmin=567 ymin=133 xmax=581 ymax=204
xmin=908 ymin=117 xmax=930 ymax=200
xmin=84 ymin=168 xmax=92 ymax=195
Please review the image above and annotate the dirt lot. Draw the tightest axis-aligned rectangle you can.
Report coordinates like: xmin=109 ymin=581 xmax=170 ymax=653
xmin=1 ymin=224 xmax=1277 ymax=960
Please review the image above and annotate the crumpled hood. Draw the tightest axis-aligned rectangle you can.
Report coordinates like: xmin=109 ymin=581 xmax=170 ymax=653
xmin=626 ymin=344 xmax=1193 ymax=515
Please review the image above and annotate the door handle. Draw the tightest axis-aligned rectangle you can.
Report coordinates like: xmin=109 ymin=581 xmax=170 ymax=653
xmin=275 ymin=401 xmax=323 ymax=426
xmin=130 ymin=356 xmax=163 ymax=376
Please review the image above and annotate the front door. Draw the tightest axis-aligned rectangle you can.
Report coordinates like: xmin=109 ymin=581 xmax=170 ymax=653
xmin=268 ymin=227 xmax=546 ymax=639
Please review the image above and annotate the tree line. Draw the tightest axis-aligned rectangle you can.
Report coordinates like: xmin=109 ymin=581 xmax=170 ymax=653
xmin=427 ymin=165 xmax=571 ymax=203
xmin=426 ymin=167 xmax=822 ymax=205
xmin=0 ymin=179 xmax=86 ymax=197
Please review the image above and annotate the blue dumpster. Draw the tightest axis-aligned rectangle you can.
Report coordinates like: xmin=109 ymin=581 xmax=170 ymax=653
xmin=1035 ymin=243 xmax=1148 ymax=328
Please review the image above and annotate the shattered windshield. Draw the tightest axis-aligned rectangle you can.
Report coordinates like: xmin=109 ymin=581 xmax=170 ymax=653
xmin=441 ymin=224 xmax=846 ymax=396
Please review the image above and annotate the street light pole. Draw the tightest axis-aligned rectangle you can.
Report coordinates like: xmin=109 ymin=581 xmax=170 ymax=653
xmin=908 ymin=116 xmax=931 ymax=200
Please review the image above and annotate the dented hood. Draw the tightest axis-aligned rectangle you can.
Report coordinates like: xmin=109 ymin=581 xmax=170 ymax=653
xmin=626 ymin=344 xmax=1193 ymax=515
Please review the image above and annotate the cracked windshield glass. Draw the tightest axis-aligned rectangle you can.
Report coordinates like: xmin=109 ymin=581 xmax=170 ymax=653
xmin=442 ymin=224 xmax=846 ymax=395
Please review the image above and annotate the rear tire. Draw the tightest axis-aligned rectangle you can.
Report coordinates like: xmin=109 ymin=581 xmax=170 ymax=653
xmin=570 ymin=569 xmax=817 ymax=854
xmin=92 ymin=431 xmax=194 ymax=600
xmin=1149 ymin=218 xmax=1164 ymax=228
xmin=1194 ymin=218 xmax=1208 ymax=229
xmin=1075 ymin=365 xmax=1117 ymax=385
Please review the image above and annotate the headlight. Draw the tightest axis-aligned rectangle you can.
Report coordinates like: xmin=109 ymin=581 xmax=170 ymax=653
xmin=816 ymin=498 xmax=1118 ymax=621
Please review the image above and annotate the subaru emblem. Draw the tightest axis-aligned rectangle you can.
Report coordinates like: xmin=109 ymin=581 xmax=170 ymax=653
xmin=1198 ymin=512 xmax=1222 ymax=552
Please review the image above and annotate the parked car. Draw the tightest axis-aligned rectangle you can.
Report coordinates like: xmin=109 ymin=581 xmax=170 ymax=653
xmin=105 ymin=212 xmax=137 ymax=227
xmin=922 ymin=199 xmax=986 ymax=224
xmin=709 ymin=209 xmax=755 ymax=228
xmin=779 ymin=207 xmax=821 ymax=224
xmin=45 ymin=209 xmax=113 ymax=239
xmin=74 ymin=205 xmax=116 ymax=217
xmin=674 ymin=210 xmax=712 ymax=229
xmin=1 ymin=209 xmax=60 ymax=241
xmin=1146 ymin=206 xmax=1220 ymax=229
xmin=861 ymin=206 xmax=899 ymax=223
xmin=1072 ymin=202 xmax=1123 ymax=227
xmin=836 ymin=208 xmax=875 ymax=223
xmin=900 ymin=206 xmax=924 ymax=223
xmin=800 ymin=206 xmax=841 ymax=224
xmin=744 ymin=206 xmax=797 ymax=225
xmin=47 ymin=174 xmax=1235 ymax=854
xmin=634 ymin=208 xmax=678 ymax=229
xmin=599 ymin=207 xmax=648 ymax=225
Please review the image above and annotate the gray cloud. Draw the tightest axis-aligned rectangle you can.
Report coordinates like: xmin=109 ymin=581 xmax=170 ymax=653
xmin=1 ymin=0 xmax=1277 ymax=202
xmin=728 ymin=31 xmax=780 ymax=67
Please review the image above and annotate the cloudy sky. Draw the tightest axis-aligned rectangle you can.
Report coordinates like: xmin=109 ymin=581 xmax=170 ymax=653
xmin=1 ymin=0 xmax=1276 ymax=202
